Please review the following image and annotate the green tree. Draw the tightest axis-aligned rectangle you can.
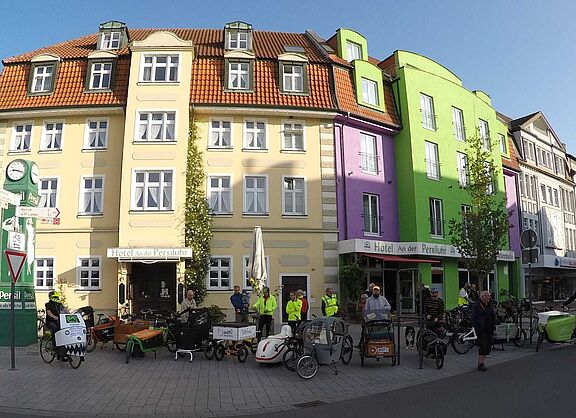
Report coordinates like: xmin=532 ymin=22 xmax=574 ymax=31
xmin=183 ymin=113 xmax=213 ymax=304
xmin=339 ymin=262 xmax=365 ymax=303
xmin=448 ymin=134 xmax=511 ymax=291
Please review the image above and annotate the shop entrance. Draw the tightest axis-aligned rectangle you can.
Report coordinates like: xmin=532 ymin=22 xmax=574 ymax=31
xmin=129 ymin=262 xmax=177 ymax=314
xmin=281 ymin=275 xmax=308 ymax=322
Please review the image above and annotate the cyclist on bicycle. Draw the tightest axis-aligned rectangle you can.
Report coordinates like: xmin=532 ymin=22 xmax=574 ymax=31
xmin=45 ymin=291 xmax=66 ymax=351
xmin=424 ymin=288 xmax=445 ymax=336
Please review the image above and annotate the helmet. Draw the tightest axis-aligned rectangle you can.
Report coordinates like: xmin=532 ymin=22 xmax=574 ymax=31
xmin=49 ymin=291 xmax=62 ymax=303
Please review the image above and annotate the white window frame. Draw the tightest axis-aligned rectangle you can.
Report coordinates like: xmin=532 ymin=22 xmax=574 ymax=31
xmin=84 ymin=119 xmax=109 ymax=149
xmin=452 ymin=107 xmax=465 ymax=141
xmin=41 ymin=121 xmax=63 ymax=151
xmin=485 ymin=161 xmax=494 ymax=195
xmin=283 ymin=64 xmax=304 ymax=93
xmin=282 ymin=121 xmax=305 ymax=151
xmin=361 ymin=78 xmax=379 ymax=106
xmin=140 ymin=54 xmax=179 ymax=83
xmin=360 ymin=133 xmax=378 ymax=174
xmin=425 ymin=141 xmax=440 ymax=180
xmin=11 ymin=122 xmax=33 ymax=151
xmin=243 ymin=256 xmax=270 ymax=290
xmin=79 ymin=176 xmax=104 ymax=215
xmin=243 ymin=120 xmax=267 ymax=150
xmin=89 ymin=62 xmax=112 ymax=89
xmin=32 ymin=64 xmax=54 ymax=93
xmin=228 ymin=31 xmax=248 ymax=50
xmin=132 ymin=169 xmax=174 ymax=211
xmin=420 ymin=93 xmax=436 ymax=130
xmin=498 ymin=133 xmax=507 ymax=154
xmin=207 ymin=175 xmax=232 ymax=214
xmin=208 ymin=257 xmax=232 ymax=290
xmin=363 ymin=193 xmax=380 ymax=236
xmin=136 ymin=111 xmax=176 ymax=142
xmin=209 ymin=119 xmax=233 ymax=148
xmin=479 ymin=119 xmax=490 ymax=150
xmin=457 ymin=152 xmax=468 ymax=187
xmin=35 ymin=257 xmax=55 ymax=290
xmin=39 ymin=178 xmax=58 ymax=208
xmin=346 ymin=41 xmax=362 ymax=61
xmin=76 ymin=256 xmax=101 ymax=290
xmin=228 ymin=61 xmax=250 ymax=90
xmin=243 ymin=175 xmax=268 ymax=215
xmin=430 ymin=198 xmax=444 ymax=238
xmin=282 ymin=176 xmax=307 ymax=216
xmin=101 ymin=32 xmax=121 ymax=50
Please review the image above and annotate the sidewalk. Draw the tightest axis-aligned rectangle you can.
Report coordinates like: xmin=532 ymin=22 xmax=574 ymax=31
xmin=0 ymin=324 xmax=542 ymax=418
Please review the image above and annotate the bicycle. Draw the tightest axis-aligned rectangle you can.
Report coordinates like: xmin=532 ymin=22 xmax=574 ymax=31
xmin=37 ymin=309 xmax=46 ymax=338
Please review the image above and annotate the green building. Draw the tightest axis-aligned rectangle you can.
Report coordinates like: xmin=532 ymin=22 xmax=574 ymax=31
xmin=380 ymin=50 xmax=518 ymax=308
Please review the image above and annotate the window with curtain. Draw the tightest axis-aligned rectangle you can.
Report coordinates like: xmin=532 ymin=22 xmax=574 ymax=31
xmin=141 ymin=55 xmax=179 ymax=82
xmin=85 ymin=120 xmax=108 ymax=149
xmin=137 ymin=112 xmax=175 ymax=142
xmin=244 ymin=176 xmax=267 ymax=214
xmin=420 ymin=94 xmax=436 ymax=130
xmin=244 ymin=121 xmax=266 ymax=149
xmin=208 ymin=176 xmax=231 ymax=214
xmin=11 ymin=123 xmax=32 ymax=151
xmin=40 ymin=178 xmax=58 ymax=208
xmin=283 ymin=177 xmax=306 ymax=215
xmin=425 ymin=141 xmax=440 ymax=180
xmin=363 ymin=193 xmax=380 ymax=235
xmin=209 ymin=120 xmax=232 ymax=147
xmin=41 ymin=122 xmax=63 ymax=150
xmin=133 ymin=170 xmax=173 ymax=211
xmin=282 ymin=122 xmax=304 ymax=150
xmin=452 ymin=107 xmax=465 ymax=141
xmin=80 ymin=177 xmax=103 ymax=215
xmin=360 ymin=133 xmax=378 ymax=174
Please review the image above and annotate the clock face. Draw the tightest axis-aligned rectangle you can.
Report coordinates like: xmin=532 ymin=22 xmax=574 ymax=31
xmin=30 ymin=164 xmax=40 ymax=184
xmin=6 ymin=160 xmax=26 ymax=181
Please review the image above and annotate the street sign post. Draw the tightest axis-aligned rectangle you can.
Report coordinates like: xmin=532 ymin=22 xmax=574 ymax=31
xmin=4 ymin=249 xmax=27 ymax=371
xmin=520 ymin=229 xmax=539 ymax=344
xmin=0 ymin=189 xmax=21 ymax=206
xmin=16 ymin=206 xmax=60 ymax=224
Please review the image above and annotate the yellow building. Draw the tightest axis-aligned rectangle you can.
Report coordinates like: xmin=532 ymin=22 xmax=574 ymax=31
xmin=0 ymin=21 xmax=340 ymax=322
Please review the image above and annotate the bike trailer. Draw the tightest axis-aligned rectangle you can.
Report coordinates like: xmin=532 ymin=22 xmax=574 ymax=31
xmin=72 ymin=306 xmax=95 ymax=328
xmin=545 ymin=314 xmax=576 ymax=342
xmin=132 ymin=329 xmax=164 ymax=350
xmin=93 ymin=322 xmax=115 ymax=340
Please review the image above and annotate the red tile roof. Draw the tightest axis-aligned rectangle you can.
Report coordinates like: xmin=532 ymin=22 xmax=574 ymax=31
xmin=333 ymin=66 xmax=399 ymax=128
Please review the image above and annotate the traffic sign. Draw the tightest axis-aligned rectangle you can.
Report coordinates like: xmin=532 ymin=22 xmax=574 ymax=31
xmin=522 ymin=248 xmax=539 ymax=264
xmin=520 ymin=229 xmax=538 ymax=249
xmin=0 ymin=189 xmax=21 ymax=206
xmin=16 ymin=206 xmax=60 ymax=219
xmin=7 ymin=231 xmax=25 ymax=251
xmin=4 ymin=250 xmax=27 ymax=284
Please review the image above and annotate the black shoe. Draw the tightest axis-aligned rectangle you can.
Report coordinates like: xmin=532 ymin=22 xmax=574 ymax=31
xmin=477 ymin=363 xmax=487 ymax=372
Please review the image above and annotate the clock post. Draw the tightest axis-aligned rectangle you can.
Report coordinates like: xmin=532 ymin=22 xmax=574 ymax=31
xmin=0 ymin=159 xmax=40 ymax=346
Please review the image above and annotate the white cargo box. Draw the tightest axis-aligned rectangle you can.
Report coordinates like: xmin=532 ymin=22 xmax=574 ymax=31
xmin=537 ymin=311 xmax=570 ymax=325
xmin=213 ymin=323 xmax=257 ymax=340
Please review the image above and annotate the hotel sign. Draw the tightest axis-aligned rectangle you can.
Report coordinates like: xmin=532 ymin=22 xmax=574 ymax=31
xmin=339 ymin=239 xmax=515 ymax=262
xmin=107 ymin=247 xmax=193 ymax=260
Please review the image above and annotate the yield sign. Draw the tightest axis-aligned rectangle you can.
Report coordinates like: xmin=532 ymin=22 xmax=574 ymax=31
xmin=4 ymin=250 xmax=27 ymax=284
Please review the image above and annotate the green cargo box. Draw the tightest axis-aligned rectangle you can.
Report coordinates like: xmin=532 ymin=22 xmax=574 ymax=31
xmin=546 ymin=315 xmax=576 ymax=342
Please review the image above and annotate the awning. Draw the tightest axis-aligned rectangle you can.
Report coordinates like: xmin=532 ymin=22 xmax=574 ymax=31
xmin=361 ymin=253 xmax=441 ymax=264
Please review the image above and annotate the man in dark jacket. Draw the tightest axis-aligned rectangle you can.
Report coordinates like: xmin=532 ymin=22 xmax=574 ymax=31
xmin=471 ymin=290 xmax=496 ymax=371
xmin=230 ymin=286 xmax=248 ymax=322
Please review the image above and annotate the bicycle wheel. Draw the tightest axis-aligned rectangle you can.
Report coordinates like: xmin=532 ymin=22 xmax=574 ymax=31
xmin=68 ymin=355 xmax=82 ymax=369
xmin=85 ymin=332 xmax=97 ymax=353
xmin=39 ymin=337 xmax=56 ymax=364
xmin=214 ymin=343 xmax=225 ymax=361
xmin=296 ymin=355 xmax=318 ymax=379
xmin=164 ymin=331 xmax=177 ymax=353
xmin=125 ymin=340 xmax=133 ymax=364
xmin=283 ymin=348 xmax=301 ymax=371
xmin=204 ymin=340 xmax=216 ymax=360
xmin=237 ymin=345 xmax=248 ymax=363
xmin=340 ymin=335 xmax=353 ymax=365
xmin=434 ymin=344 xmax=444 ymax=369
xmin=115 ymin=343 xmax=127 ymax=352
xmin=513 ymin=327 xmax=527 ymax=348
xmin=450 ymin=329 xmax=475 ymax=354
xmin=250 ymin=338 xmax=258 ymax=355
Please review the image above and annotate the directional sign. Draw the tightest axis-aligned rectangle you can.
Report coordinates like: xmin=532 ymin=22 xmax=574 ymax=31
xmin=4 ymin=250 xmax=27 ymax=284
xmin=0 ymin=189 xmax=21 ymax=206
xmin=16 ymin=206 xmax=60 ymax=219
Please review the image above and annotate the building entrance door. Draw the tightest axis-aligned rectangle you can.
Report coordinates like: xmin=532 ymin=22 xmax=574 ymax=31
xmin=281 ymin=275 xmax=308 ymax=322
xmin=129 ymin=262 xmax=177 ymax=314
xmin=399 ymin=270 xmax=415 ymax=313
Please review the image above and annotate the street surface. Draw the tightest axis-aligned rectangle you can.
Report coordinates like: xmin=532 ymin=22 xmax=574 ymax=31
xmin=0 ymin=324 xmax=569 ymax=417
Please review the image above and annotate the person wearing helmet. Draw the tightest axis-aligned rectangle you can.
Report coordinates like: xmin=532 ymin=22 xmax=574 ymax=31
xmin=45 ymin=291 xmax=66 ymax=351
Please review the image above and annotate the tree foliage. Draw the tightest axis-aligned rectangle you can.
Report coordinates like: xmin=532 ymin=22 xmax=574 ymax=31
xmin=183 ymin=113 xmax=213 ymax=304
xmin=448 ymin=134 xmax=511 ymax=291
xmin=339 ymin=262 xmax=366 ymax=303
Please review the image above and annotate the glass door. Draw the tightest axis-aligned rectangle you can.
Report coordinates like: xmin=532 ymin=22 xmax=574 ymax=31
xmin=399 ymin=270 xmax=415 ymax=313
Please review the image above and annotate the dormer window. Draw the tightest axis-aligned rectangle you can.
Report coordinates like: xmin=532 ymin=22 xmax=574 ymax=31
xmin=89 ymin=62 xmax=113 ymax=89
xmin=141 ymin=55 xmax=179 ymax=82
xmin=32 ymin=64 xmax=55 ymax=93
xmin=347 ymin=41 xmax=362 ymax=61
xmin=283 ymin=64 xmax=303 ymax=92
xmin=361 ymin=78 xmax=379 ymax=106
xmin=101 ymin=32 xmax=121 ymax=50
xmin=279 ymin=49 xmax=309 ymax=95
xmin=224 ymin=58 xmax=254 ymax=92
xmin=224 ymin=21 xmax=253 ymax=51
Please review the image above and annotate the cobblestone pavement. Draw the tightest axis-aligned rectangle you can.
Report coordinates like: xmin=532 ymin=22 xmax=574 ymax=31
xmin=0 ymin=325 xmax=543 ymax=418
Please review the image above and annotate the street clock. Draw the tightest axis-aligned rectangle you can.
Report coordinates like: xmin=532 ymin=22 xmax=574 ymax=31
xmin=6 ymin=160 xmax=27 ymax=181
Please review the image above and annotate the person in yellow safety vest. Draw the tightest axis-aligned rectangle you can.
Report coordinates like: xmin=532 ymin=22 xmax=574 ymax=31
xmin=321 ymin=287 xmax=338 ymax=317
xmin=458 ymin=283 xmax=471 ymax=306
xmin=252 ymin=287 xmax=277 ymax=339
xmin=286 ymin=291 xmax=302 ymax=335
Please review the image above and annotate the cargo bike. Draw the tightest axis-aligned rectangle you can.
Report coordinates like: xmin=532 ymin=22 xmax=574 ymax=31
xmin=204 ymin=322 xmax=257 ymax=363
xmin=40 ymin=313 xmax=87 ymax=369
xmin=535 ymin=310 xmax=576 ymax=352
xmin=359 ymin=309 xmax=397 ymax=366
xmin=171 ymin=307 xmax=211 ymax=362
xmin=295 ymin=316 xmax=353 ymax=379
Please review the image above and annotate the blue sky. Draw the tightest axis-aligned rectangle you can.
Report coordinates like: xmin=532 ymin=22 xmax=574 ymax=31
xmin=2 ymin=0 xmax=575 ymax=151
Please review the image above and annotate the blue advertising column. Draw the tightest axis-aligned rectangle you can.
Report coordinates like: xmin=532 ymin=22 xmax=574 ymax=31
xmin=0 ymin=159 xmax=40 ymax=346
